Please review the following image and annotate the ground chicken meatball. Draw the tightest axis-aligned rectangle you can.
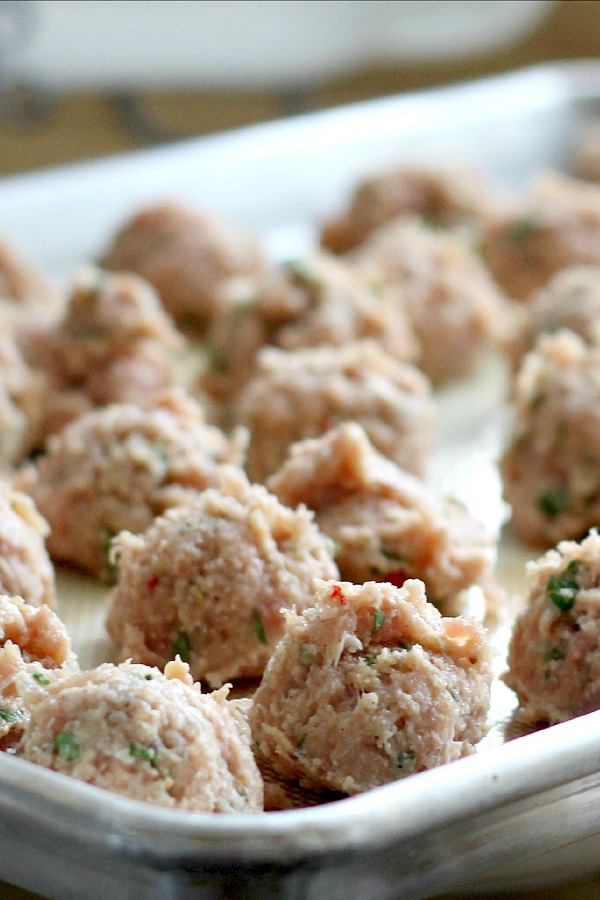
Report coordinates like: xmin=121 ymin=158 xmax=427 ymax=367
xmin=21 ymin=266 xmax=183 ymax=447
xmin=106 ymin=466 xmax=339 ymax=687
xmin=504 ymin=529 xmax=600 ymax=724
xmin=0 ymin=333 xmax=44 ymax=468
xmin=198 ymin=253 xmax=418 ymax=410
xmin=0 ymin=481 xmax=55 ymax=608
xmin=100 ymin=202 xmax=266 ymax=330
xmin=267 ymin=423 xmax=501 ymax=616
xmin=320 ymin=166 xmax=505 ymax=254
xmin=571 ymin=120 xmax=600 ymax=183
xmin=16 ymin=660 xmax=263 ymax=813
xmin=250 ymin=578 xmax=492 ymax=795
xmin=482 ymin=170 xmax=600 ymax=301
xmin=0 ymin=594 xmax=77 ymax=748
xmin=235 ymin=341 xmax=434 ymax=484
xmin=0 ymin=239 xmax=57 ymax=309
xmin=506 ymin=266 xmax=600 ymax=370
xmin=500 ymin=330 xmax=600 ymax=547
xmin=348 ymin=217 xmax=511 ymax=385
xmin=18 ymin=388 xmax=246 ymax=580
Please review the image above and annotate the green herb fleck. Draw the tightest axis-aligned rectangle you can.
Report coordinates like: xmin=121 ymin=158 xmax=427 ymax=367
xmin=395 ymin=641 xmax=413 ymax=652
xmin=172 ymin=629 xmax=191 ymax=663
xmin=287 ymin=259 xmax=321 ymax=289
xmin=507 ymin=216 xmax=539 ymax=244
xmin=538 ymin=487 xmax=569 ymax=519
xmin=298 ymin=647 xmax=314 ymax=665
xmin=362 ymin=655 xmax=375 ymax=666
xmin=546 ymin=559 xmax=580 ymax=612
xmin=53 ymin=730 xmax=80 ymax=762
xmin=101 ymin=526 xmax=119 ymax=584
xmin=251 ymin=610 xmax=267 ymax=645
xmin=296 ymin=733 xmax=307 ymax=751
xmin=129 ymin=742 xmax=156 ymax=766
xmin=372 ymin=609 xmax=386 ymax=635
xmin=544 ymin=646 xmax=565 ymax=662
xmin=0 ymin=708 xmax=23 ymax=724
xmin=397 ymin=750 xmax=416 ymax=770
xmin=203 ymin=343 xmax=228 ymax=374
xmin=380 ymin=542 xmax=405 ymax=563
xmin=32 ymin=671 xmax=52 ymax=686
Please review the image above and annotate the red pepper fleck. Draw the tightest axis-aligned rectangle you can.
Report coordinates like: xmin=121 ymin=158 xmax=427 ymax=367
xmin=330 ymin=584 xmax=347 ymax=604
xmin=386 ymin=570 xmax=408 ymax=589
xmin=146 ymin=575 xmax=160 ymax=592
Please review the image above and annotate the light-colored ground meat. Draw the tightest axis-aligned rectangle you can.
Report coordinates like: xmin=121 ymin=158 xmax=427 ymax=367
xmin=106 ymin=466 xmax=339 ymax=687
xmin=18 ymin=388 xmax=246 ymax=580
xmin=21 ymin=266 xmax=183 ymax=448
xmin=0 ymin=594 xmax=77 ymax=747
xmin=500 ymin=330 xmax=600 ymax=547
xmin=571 ymin=120 xmax=600 ymax=183
xmin=267 ymin=423 xmax=501 ymax=616
xmin=250 ymin=578 xmax=492 ymax=795
xmin=234 ymin=340 xmax=434 ymax=485
xmin=0 ymin=481 xmax=55 ymax=608
xmin=16 ymin=660 xmax=263 ymax=813
xmin=320 ymin=166 xmax=505 ymax=254
xmin=198 ymin=253 xmax=418 ymax=410
xmin=504 ymin=529 xmax=600 ymax=724
xmin=0 ymin=333 xmax=44 ymax=468
xmin=0 ymin=239 xmax=58 ymax=309
xmin=482 ymin=170 xmax=600 ymax=301
xmin=99 ymin=202 xmax=266 ymax=330
xmin=348 ymin=217 xmax=512 ymax=385
xmin=506 ymin=266 xmax=600 ymax=370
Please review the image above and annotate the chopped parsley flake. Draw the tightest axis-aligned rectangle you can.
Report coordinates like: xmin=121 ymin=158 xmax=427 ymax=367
xmin=101 ymin=526 xmax=119 ymax=584
xmin=372 ymin=609 xmax=386 ymax=635
xmin=171 ymin=630 xmax=191 ymax=663
xmin=538 ymin=487 xmax=569 ymax=519
xmin=0 ymin=708 xmax=23 ymax=724
xmin=53 ymin=730 xmax=80 ymax=762
xmin=298 ymin=647 xmax=314 ymax=665
xmin=251 ymin=610 xmax=267 ymax=645
xmin=362 ymin=655 xmax=375 ymax=666
xmin=397 ymin=750 xmax=416 ymax=770
xmin=296 ymin=733 xmax=307 ymax=751
xmin=203 ymin=343 xmax=228 ymax=374
xmin=546 ymin=560 xmax=580 ymax=612
xmin=506 ymin=216 xmax=539 ymax=244
xmin=32 ymin=671 xmax=52 ymax=686
xmin=129 ymin=742 xmax=156 ymax=766
xmin=544 ymin=646 xmax=565 ymax=662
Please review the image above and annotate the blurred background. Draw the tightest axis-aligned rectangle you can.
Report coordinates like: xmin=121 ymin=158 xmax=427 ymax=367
xmin=0 ymin=0 xmax=599 ymax=175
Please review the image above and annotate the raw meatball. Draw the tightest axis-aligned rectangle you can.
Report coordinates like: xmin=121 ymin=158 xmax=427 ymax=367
xmin=0 ymin=481 xmax=55 ymax=608
xmin=0 ymin=333 xmax=44 ymax=468
xmin=235 ymin=340 xmax=434 ymax=484
xmin=504 ymin=529 xmax=600 ymax=724
xmin=506 ymin=265 xmax=600 ymax=370
xmin=267 ymin=423 xmax=501 ymax=616
xmin=21 ymin=266 xmax=183 ymax=447
xmin=349 ymin=217 xmax=511 ymax=385
xmin=320 ymin=166 xmax=505 ymax=254
xmin=18 ymin=388 xmax=246 ymax=580
xmin=0 ymin=594 xmax=77 ymax=747
xmin=571 ymin=120 xmax=600 ymax=183
xmin=0 ymin=239 xmax=58 ymax=310
xmin=500 ymin=330 xmax=600 ymax=547
xmin=482 ymin=170 xmax=600 ymax=301
xmin=106 ymin=466 xmax=339 ymax=687
xmin=100 ymin=202 xmax=266 ymax=330
xmin=198 ymin=252 xmax=418 ymax=409
xmin=16 ymin=660 xmax=263 ymax=813
xmin=250 ymin=578 xmax=492 ymax=795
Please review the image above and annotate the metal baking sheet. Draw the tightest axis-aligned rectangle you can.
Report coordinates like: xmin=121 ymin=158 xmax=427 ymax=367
xmin=1 ymin=60 xmax=600 ymax=900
